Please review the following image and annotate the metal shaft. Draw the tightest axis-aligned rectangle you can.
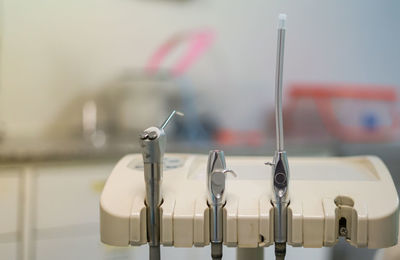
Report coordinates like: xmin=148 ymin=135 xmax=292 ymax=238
xmin=144 ymin=163 xmax=162 ymax=260
xmin=160 ymin=110 xmax=184 ymax=130
xmin=210 ymin=204 xmax=223 ymax=260
xmin=275 ymin=17 xmax=286 ymax=152
xmin=210 ymin=205 xmax=224 ymax=243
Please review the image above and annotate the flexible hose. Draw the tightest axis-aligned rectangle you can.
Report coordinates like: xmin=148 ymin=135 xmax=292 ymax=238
xmin=150 ymin=245 xmax=160 ymax=260
xmin=211 ymin=243 xmax=222 ymax=260
xmin=275 ymin=242 xmax=286 ymax=260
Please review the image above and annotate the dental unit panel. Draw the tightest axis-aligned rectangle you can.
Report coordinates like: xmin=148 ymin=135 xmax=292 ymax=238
xmin=99 ymin=13 xmax=399 ymax=260
xmin=100 ymin=154 xmax=399 ymax=248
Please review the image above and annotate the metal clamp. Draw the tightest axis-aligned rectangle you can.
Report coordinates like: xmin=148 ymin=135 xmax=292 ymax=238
xmin=207 ymin=150 xmax=236 ymax=260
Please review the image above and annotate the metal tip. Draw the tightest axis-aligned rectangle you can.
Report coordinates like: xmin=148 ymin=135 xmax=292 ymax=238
xmin=175 ymin=111 xmax=184 ymax=117
xmin=160 ymin=110 xmax=184 ymax=130
xmin=278 ymin=13 xmax=287 ymax=29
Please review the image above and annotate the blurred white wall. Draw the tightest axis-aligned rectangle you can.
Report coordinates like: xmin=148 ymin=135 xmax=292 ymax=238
xmin=0 ymin=0 xmax=399 ymax=139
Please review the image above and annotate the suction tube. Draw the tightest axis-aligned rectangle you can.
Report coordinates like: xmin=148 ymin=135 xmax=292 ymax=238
xmin=271 ymin=13 xmax=290 ymax=260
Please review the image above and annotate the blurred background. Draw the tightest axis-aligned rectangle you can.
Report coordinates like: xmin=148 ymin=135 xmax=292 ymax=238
xmin=0 ymin=0 xmax=399 ymax=259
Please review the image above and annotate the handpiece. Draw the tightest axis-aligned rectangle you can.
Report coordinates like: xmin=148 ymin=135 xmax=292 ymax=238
xmin=139 ymin=110 xmax=183 ymax=260
xmin=271 ymin=13 xmax=290 ymax=260
xmin=207 ymin=150 xmax=236 ymax=260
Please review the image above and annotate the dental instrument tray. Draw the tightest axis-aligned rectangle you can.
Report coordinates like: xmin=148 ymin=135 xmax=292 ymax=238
xmin=99 ymin=14 xmax=399 ymax=260
xmin=100 ymin=153 xmax=399 ymax=248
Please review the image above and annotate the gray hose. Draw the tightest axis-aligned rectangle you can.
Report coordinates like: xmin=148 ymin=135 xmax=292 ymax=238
xmin=275 ymin=242 xmax=286 ymax=260
xmin=211 ymin=242 xmax=222 ymax=260
xmin=150 ymin=245 xmax=160 ymax=260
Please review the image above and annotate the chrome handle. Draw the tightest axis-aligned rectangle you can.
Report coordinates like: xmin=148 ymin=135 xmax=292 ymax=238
xmin=207 ymin=150 xmax=236 ymax=205
xmin=209 ymin=169 xmax=237 ymax=205
xmin=207 ymin=150 xmax=236 ymax=260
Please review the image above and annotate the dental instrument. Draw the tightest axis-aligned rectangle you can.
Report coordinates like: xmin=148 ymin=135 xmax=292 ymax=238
xmin=207 ymin=150 xmax=236 ymax=260
xmin=270 ymin=13 xmax=290 ymax=260
xmin=139 ymin=110 xmax=183 ymax=260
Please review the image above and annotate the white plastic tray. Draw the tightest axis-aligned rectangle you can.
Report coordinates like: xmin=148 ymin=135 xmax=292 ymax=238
xmin=100 ymin=154 xmax=399 ymax=249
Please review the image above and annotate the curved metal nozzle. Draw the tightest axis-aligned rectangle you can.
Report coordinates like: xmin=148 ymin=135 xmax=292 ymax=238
xmin=160 ymin=110 xmax=184 ymax=130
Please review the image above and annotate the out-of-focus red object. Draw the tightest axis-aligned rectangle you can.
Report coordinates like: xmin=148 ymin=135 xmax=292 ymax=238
xmin=216 ymin=129 xmax=265 ymax=147
xmin=286 ymin=83 xmax=400 ymax=142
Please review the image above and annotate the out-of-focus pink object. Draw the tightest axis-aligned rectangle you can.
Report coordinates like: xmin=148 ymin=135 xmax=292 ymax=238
xmin=145 ymin=30 xmax=215 ymax=77
xmin=216 ymin=129 xmax=265 ymax=147
xmin=285 ymin=83 xmax=400 ymax=142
